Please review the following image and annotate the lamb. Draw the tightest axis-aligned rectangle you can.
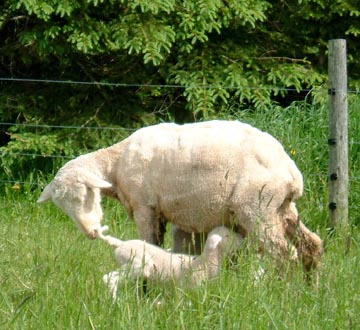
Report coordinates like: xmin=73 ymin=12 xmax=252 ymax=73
xmin=98 ymin=225 xmax=244 ymax=297
xmin=37 ymin=120 xmax=323 ymax=278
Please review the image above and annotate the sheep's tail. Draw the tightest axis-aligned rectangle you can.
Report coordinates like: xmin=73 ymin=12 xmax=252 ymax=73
xmin=96 ymin=225 xmax=123 ymax=248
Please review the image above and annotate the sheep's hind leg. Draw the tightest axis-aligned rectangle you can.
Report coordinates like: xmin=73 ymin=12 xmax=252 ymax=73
xmin=285 ymin=216 xmax=323 ymax=284
xmin=253 ymin=216 xmax=299 ymax=274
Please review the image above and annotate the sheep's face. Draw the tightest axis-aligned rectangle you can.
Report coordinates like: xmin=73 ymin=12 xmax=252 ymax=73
xmin=52 ymin=181 xmax=104 ymax=239
xmin=38 ymin=170 xmax=112 ymax=239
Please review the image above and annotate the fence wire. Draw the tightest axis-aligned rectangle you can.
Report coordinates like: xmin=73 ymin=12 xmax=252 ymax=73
xmin=1 ymin=77 xmax=314 ymax=91
xmin=1 ymin=78 xmax=359 ymax=200
xmin=1 ymin=76 xmax=360 ymax=94
xmin=0 ymin=122 xmax=137 ymax=131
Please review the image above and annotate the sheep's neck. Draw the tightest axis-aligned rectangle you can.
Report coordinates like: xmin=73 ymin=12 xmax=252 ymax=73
xmin=80 ymin=143 xmax=124 ymax=199
xmin=84 ymin=143 xmax=123 ymax=182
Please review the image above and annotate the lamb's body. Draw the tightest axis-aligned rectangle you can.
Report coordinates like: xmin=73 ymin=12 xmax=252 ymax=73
xmin=38 ymin=120 xmax=323 ymax=275
xmin=99 ymin=226 xmax=243 ymax=289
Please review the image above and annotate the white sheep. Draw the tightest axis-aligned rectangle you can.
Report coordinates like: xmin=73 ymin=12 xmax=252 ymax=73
xmin=99 ymin=225 xmax=243 ymax=296
xmin=37 ymin=120 xmax=323 ymax=278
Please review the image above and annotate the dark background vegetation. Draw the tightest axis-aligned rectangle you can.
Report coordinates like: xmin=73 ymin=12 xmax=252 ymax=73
xmin=0 ymin=0 xmax=359 ymax=182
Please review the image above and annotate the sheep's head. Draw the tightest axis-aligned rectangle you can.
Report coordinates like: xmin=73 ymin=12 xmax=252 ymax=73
xmin=38 ymin=168 xmax=112 ymax=239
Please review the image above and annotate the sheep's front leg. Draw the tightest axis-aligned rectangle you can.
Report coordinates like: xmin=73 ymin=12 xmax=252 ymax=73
xmin=133 ymin=207 xmax=165 ymax=246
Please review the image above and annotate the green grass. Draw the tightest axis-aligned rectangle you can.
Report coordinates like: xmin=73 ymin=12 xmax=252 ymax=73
xmin=1 ymin=100 xmax=360 ymax=329
xmin=1 ymin=196 xmax=360 ymax=329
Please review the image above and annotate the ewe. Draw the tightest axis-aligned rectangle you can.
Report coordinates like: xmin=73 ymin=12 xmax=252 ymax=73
xmin=38 ymin=120 xmax=323 ymax=278
xmin=98 ymin=226 xmax=243 ymax=297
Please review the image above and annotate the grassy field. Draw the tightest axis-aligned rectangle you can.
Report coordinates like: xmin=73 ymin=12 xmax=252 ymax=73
xmin=1 ymin=100 xmax=360 ymax=329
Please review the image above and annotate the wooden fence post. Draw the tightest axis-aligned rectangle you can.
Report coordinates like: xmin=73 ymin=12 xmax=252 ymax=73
xmin=328 ymin=39 xmax=349 ymax=227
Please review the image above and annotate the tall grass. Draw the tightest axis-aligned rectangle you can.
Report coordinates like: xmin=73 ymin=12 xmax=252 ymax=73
xmin=1 ymin=100 xmax=360 ymax=329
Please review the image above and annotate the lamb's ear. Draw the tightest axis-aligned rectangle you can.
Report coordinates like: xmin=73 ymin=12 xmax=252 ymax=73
xmin=207 ymin=234 xmax=223 ymax=249
xmin=79 ymin=171 xmax=112 ymax=189
xmin=37 ymin=182 xmax=54 ymax=203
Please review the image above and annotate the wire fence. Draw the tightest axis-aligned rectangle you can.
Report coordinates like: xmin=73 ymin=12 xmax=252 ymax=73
xmin=1 ymin=76 xmax=360 ymax=93
xmin=1 ymin=78 xmax=359 ymax=212
xmin=0 ymin=122 xmax=137 ymax=131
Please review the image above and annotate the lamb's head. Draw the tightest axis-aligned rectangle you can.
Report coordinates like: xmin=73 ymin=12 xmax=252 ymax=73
xmin=37 ymin=166 xmax=112 ymax=239
xmin=206 ymin=226 xmax=243 ymax=255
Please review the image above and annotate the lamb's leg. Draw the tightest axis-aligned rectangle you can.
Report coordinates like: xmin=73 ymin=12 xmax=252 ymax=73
xmin=103 ymin=271 xmax=120 ymax=301
xmin=172 ymin=225 xmax=204 ymax=254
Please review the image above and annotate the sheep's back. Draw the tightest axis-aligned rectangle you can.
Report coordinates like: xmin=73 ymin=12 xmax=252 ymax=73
xmin=114 ymin=120 xmax=303 ymax=232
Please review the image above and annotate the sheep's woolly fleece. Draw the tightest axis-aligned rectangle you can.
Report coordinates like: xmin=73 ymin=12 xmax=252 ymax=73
xmin=38 ymin=120 xmax=323 ymax=277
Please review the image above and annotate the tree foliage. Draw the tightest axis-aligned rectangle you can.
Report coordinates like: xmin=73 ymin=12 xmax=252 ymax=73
xmin=0 ymin=0 xmax=359 ymax=180
xmin=1 ymin=0 xmax=359 ymax=116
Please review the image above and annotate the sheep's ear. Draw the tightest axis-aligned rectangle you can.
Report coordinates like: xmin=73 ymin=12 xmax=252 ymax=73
xmin=80 ymin=171 xmax=112 ymax=189
xmin=37 ymin=182 xmax=54 ymax=203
